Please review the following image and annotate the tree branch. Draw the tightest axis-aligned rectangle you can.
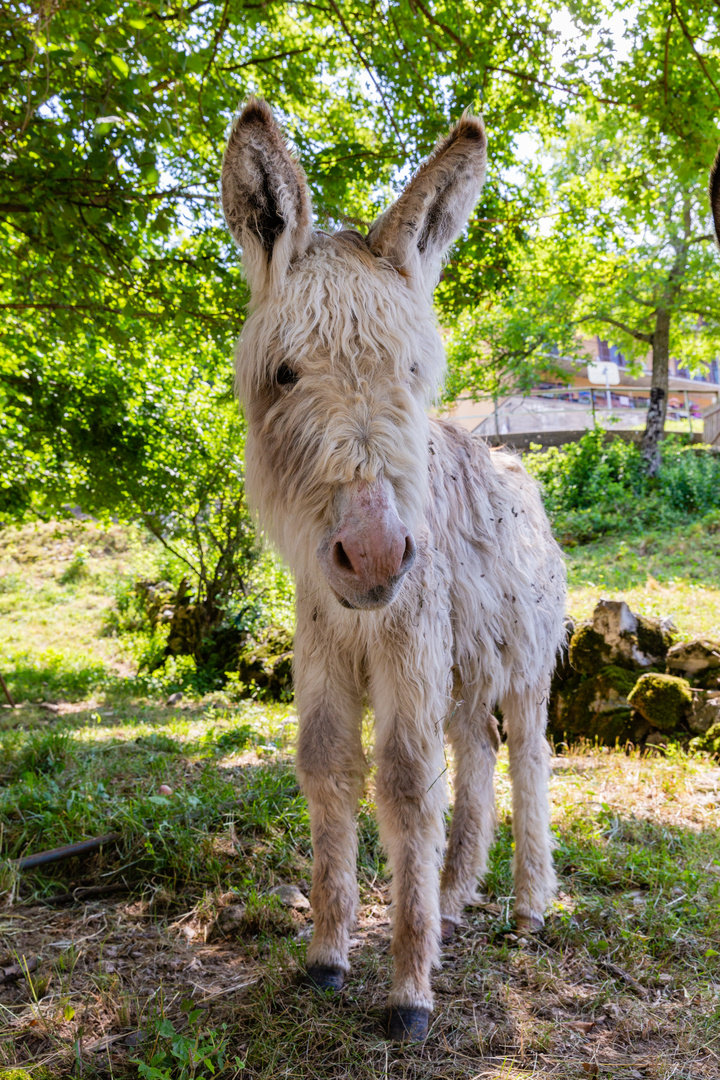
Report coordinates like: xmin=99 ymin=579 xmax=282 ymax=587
xmin=622 ymin=289 xmax=656 ymax=310
xmin=485 ymin=65 xmax=622 ymax=107
xmin=220 ymin=47 xmax=312 ymax=72
xmin=670 ymin=0 xmax=720 ymax=100
xmin=687 ymin=232 xmax=714 ymax=246
xmin=411 ymin=0 xmax=470 ymax=57
xmin=578 ymin=314 xmax=653 ymax=344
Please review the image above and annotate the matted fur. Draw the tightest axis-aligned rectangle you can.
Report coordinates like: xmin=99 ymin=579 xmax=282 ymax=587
xmin=222 ymin=101 xmax=566 ymax=1019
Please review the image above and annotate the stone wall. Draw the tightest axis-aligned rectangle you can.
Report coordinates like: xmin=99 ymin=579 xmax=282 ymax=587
xmin=549 ymin=599 xmax=720 ymax=751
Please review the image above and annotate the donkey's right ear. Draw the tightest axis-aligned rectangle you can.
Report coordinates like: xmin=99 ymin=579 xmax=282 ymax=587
xmin=221 ymin=100 xmax=313 ymax=296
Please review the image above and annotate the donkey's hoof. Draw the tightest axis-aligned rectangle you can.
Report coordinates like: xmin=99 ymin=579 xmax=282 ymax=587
xmin=305 ymin=964 xmax=345 ymax=992
xmin=441 ymin=917 xmax=458 ymax=944
xmin=515 ymin=913 xmax=544 ymax=934
xmin=387 ymin=1006 xmax=430 ymax=1042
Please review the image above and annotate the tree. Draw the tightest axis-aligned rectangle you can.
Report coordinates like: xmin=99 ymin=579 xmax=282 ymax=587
xmin=440 ymin=1 xmax=720 ymax=471
xmin=548 ymin=113 xmax=720 ymax=473
xmin=5 ymin=1 xmax=613 ymax=669
xmin=0 ymin=0 xmax=578 ymax=349
xmin=0 ymin=324 xmax=257 ymax=636
xmin=444 ymin=105 xmax=720 ymax=473
xmin=442 ymin=240 xmax=587 ymax=408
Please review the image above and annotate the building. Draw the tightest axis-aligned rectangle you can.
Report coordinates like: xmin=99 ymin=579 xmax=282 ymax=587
xmin=444 ymin=338 xmax=720 ymax=448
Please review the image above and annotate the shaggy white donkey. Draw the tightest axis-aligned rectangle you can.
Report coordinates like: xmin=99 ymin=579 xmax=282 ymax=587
xmin=221 ymin=100 xmax=566 ymax=1042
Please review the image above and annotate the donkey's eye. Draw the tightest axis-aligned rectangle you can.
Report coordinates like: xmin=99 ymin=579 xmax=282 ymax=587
xmin=275 ymin=362 xmax=299 ymax=387
xmin=410 ymin=364 xmax=418 ymax=375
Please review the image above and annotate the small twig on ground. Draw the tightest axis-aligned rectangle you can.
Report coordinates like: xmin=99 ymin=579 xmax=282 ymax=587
xmin=42 ymin=882 xmax=129 ymax=906
xmin=598 ymin=959 xmax=649 ymax=998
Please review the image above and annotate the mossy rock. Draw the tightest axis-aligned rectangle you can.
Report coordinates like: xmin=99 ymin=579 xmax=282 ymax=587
xmin=628 ymin=673 xmax=692 ymax=732
xmin=689 ymin=691 xmax=720 ymax=735
xmin=568 ymin=624 xmax=613 ymax=675
xmin=690 ymin=722 xmax=720 ymax=756
xmin=237 ymin=627 xmax=294 ymax=701
xmin=635 ymin=615 xmax=675 ymax=663
xmin=666 ymin=638 xmax=720 ymax=690
xmin=570 ymin=602 xmax=676 ymax=677
xmin=548 ymin=665 xmax=641 ymax=746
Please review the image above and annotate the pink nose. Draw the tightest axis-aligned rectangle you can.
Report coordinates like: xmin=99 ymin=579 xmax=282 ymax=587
xmin=317 ymin=483 xmax=417 ymax=607
xmin=331 ymin=526 xmax=416 ymax=589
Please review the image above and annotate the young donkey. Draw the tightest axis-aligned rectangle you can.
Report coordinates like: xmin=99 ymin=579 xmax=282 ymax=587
xmin=221 ymin=101 xmax=566 ymax=1041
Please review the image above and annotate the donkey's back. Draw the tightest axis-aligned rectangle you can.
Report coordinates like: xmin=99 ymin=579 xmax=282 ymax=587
xmin=429 ymin=417 xmax=566 ymax=701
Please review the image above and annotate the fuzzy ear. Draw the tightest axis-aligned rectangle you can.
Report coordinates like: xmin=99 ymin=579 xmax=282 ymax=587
xmin=367 ymin=113 xmax=486 ymax=287
xmin=221 ymin=99 xmax=313 ymax=296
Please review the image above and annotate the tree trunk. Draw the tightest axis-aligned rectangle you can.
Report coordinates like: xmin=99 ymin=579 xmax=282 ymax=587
xmin=642 ymin=308 xmax=670 ymax=476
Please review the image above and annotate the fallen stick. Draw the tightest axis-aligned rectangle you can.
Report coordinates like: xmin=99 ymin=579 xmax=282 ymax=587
xmin=16 ymin=833 xmax=122 ymax=871
xmin=599 ymin=958 xmax=648 ymax=998
xmin=0 ymin=671 xmax=15 ymax=708
xmin=15 ymin=796 xmax=253 ymax=876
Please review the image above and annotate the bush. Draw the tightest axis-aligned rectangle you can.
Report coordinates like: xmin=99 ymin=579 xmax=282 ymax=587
xmin=105 ymin=547 xmax=296 ymax=700
xmin=525 ymin=430 xmax=720 ymax=543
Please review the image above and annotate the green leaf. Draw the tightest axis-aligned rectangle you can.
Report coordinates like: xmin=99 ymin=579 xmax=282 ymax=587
xmin=109 ymin=54 xmax=129 ymax=79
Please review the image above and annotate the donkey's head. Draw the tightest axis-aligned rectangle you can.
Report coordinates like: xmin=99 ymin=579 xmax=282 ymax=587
xmin=222 ymin=100 xmax=486 ymax=610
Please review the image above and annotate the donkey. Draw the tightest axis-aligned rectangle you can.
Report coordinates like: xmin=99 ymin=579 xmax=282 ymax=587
xmin=221 ymin=100 xmax=566 ymax=1042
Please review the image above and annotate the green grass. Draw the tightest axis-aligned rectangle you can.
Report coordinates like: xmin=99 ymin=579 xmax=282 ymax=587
xmin=565 ymin=519 xmax=720 ymax=637
xmin=2 ymin=519 xmax=720 ymax=1077
xmin=3 ymin=711 xmax=720 ymax=1079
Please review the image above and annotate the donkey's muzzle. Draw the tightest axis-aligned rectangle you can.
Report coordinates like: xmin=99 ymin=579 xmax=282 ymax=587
xmin=317 ymin=484 xmax=416 ymax=609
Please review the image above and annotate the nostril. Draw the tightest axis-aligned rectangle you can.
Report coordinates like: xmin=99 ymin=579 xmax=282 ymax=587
xmin=333 ymin=541 xmax=355 ymax=574
xmin=400 ymin=534 xmax=416 ymax=571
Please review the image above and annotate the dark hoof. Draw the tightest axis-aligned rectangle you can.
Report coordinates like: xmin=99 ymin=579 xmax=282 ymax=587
xmin=441 ymin=917 xmax=457 ymax=944
xmin=305 ymin=964 xmax=345 ymax=992
xmin=387 ymin=1005 xmax=430 ymax=1042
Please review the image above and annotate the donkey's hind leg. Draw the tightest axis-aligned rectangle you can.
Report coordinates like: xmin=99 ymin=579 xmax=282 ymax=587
xmin=501 ymin=684 xmax=556 ymax=932
xmin=440 ymin=689 xmax=499 ymax=941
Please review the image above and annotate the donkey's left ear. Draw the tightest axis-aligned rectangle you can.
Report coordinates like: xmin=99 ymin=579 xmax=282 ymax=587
xmin=367 ymin=113 xmax=486 ymax=286
xmin=221 ymin=99 xmax=313 ymax=297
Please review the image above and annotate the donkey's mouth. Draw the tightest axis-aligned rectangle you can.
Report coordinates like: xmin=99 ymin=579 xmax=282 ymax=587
xmin=330 ymin=579 xmax=405 ymax=611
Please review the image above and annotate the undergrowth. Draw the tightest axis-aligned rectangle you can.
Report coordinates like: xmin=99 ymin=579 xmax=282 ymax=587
xmin=525 ymin=429 xmax=720 ymax=544
xmin=2 ymin=714 xmax=720 ymax=1078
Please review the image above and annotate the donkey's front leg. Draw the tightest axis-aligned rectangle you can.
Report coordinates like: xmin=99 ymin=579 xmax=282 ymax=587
xmin=374 ymin=708 xmax=447 ymax=1041
xmin=295 ymin=640 xmax=366 ymax=990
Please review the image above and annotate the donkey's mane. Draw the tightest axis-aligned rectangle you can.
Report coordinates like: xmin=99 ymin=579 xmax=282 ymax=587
xmin=310 ymin=227 xmax=403 ymax=275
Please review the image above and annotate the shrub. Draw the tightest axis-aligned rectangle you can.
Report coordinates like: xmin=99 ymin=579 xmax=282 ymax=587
xmin=525 ymin=430 xmax=720 ymax=542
